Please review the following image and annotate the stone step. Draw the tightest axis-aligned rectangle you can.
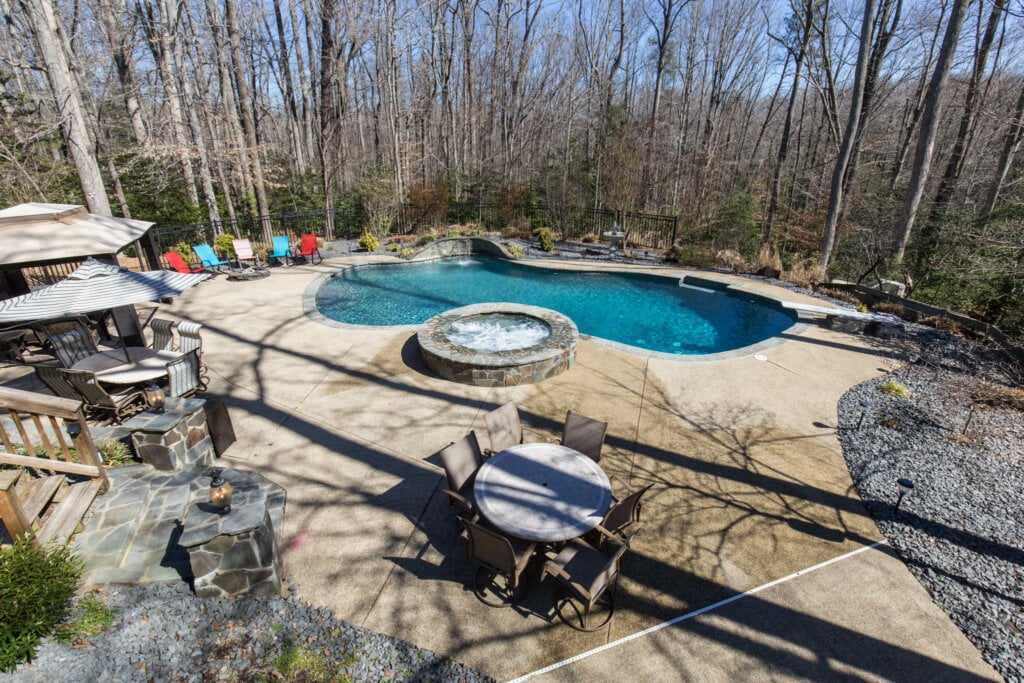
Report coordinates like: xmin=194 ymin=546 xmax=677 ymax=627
xmin=37 ymin=478 xmax=103 ymax=545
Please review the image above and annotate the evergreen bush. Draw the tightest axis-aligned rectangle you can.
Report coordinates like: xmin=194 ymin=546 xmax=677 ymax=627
xmin=0 ymin=539 xmax=83 ymax=671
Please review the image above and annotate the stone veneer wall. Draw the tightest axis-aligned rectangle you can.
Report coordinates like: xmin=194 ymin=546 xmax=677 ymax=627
xmin=129 ymin=398 xmax=215 ymax=471
xmin=407 ymin=236 xmax=513 ymax=261
xmin=418 ymin=303 xmax=578 ymax=387
xmin=179 ymin=469 xmax=285 ymax=598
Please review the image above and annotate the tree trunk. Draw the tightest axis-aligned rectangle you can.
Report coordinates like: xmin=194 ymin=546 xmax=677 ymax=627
xmin=224 ymin=0 xmax=271 ymax=240
xmin=891 ymin=0 xmax=972 ymax=264
xmin=819 ymin=0 xmax=876 ymax=271
xmin=985 ymin=81 xmax=1024 ymax=215
xmin=22 ymin=0 xmax=111 ymax=214
xmin=95 ymin=0 xmax=150 ymax=151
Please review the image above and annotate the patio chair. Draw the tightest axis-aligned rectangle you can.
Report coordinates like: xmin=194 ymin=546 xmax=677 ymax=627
xmin=232 ymin=239 xmax=263 ymax=268
xmin=483 ymin=401 xmax=524 ymax=455
xmin=599 ymin=484 xmax=653 ymax=541
xmin=561 ymin=410 xmax=608 ymax=463
xmin=48 ymin=327 xmax=99 ymax=368
xmin=460 ymin=517 xmax=537 ymax=607
xmin=297 ymin=233 xmax=322 ymax=264
xmin=164 ymin=251 xmax=205 ymax=273
xmin=150 ymin=318 xmax=177 ymax=351
xmin=165 ymin=349 xmax=202 ymax=398
xmin=60 ymin=368 xmax=144 ymax=423
xmin=542 ymin=530 xmax=636 ymax=631
xmin=192 ymin=243 xmax=231 ymax=270
xmin=34 ymin=365 xmax=81 ymax=401
xmin=269 ymin=235 xmax=293 ymax=266
xmin=439 ymin=432 xmax=485 ymax=519
xmin=176 ymin=321 xmax=207 ymax=389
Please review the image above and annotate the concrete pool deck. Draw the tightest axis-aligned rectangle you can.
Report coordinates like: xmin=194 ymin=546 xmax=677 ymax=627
xmin=1 ymin=254 xmax=998 ymax=681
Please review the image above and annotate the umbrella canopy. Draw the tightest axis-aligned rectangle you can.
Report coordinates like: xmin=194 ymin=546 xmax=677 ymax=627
xmin=0 ymin=203 xmax=154 ymax=267
xmin=0 ymin=258 xmax=208 ymax=324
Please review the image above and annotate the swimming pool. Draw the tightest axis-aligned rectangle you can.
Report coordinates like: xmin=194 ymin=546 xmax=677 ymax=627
xmin=314 ymin=257 xmax=796 ymax=355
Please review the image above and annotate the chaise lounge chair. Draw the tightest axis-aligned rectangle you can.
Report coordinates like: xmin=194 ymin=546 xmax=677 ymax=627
xmin=164 ymin=251 xmax=205 ymax=273
xmin=192 ymin=243 xmax=231 ymax=270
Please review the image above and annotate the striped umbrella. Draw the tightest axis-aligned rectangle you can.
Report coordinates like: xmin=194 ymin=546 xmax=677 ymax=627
xmin=0 ymin=258 xmax=208 ymax=360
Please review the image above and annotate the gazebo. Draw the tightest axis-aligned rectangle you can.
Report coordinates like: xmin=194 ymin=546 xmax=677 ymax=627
xmin=0 ymin=203 xmax=155 ymax=299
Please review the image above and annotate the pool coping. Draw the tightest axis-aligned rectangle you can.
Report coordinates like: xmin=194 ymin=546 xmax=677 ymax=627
xmin=301 ymin=253 xmax=814 ymax=363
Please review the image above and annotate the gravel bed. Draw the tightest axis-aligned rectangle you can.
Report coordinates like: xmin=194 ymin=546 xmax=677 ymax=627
xmin=837 ymin=327 xmax=1023 ymax=682
xmin=9 ymin=582 xmax=493 ymax=682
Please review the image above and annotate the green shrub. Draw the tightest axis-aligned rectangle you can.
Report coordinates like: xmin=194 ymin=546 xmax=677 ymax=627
xmin=507 ymin=244 xmax=525 ymax=259
xmin=385 ymin=242 xmax=400 ymax=252
xmin=0 ymin=538 xmax=83 ymax=671
xmin=98 ymin=440 xmax=134 ymax=468
xmin=213 ymin=233 xmax=235 ymax=259
xmin=878 ymin=380 xmax=910 ymax=398
xmin=536 ymin=228 xmax=554 ymax=252
xmin=418 ymin=231 xmax=437 ymax=245
xmin=399 ymin=247 xmax=415 ymax=259
xmin=664 ymin=244 xmax=715 ymax=268
xmin=170 ymin=242 xmax=193 ymax=265
xmin=357 ymin=231 xmax=379 ymax=252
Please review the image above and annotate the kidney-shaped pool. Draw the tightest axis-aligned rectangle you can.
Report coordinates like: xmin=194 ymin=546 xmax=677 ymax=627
xmin=314 ymin=257 xmax=796 ymax=356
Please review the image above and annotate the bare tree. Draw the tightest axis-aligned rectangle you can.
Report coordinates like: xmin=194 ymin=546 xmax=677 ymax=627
xmin=20 ymin=0 xmax=111 ymax=214
xmin=891 ymin=0 xmax=971 ymax=264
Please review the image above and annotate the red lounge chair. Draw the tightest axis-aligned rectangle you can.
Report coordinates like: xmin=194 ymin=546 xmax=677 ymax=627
xmin=298 ymin=234 xmax=323 ymax=265
xmin=164 ymin=251 xmax=205 ymax=273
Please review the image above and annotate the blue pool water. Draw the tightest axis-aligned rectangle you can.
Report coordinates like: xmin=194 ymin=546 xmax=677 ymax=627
xmin=315 ymin=258 xmax=796 ymax=355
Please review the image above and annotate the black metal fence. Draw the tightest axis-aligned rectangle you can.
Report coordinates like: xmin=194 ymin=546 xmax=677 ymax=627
xmin=146 ymin=202 xmax=680 ymax=265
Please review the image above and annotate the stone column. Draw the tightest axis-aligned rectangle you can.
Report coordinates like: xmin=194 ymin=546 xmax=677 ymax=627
xmin=128 ymin=397 xmax=215 ymax=471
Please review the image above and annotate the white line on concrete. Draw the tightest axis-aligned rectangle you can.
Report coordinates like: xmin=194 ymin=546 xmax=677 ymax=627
xmin=509 ymin=540 xmax=888 ymax=682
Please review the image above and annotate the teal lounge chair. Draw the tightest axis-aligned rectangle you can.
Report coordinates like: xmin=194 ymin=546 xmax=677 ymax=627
xmin=269 ymin=235 xmax=293 ymax=265
xmin=192 ymin=243 xmax=230 ymax=269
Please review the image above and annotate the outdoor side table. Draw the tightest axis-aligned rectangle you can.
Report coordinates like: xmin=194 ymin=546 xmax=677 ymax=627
xmin=474 ymin=442 xmax=612 ymax=543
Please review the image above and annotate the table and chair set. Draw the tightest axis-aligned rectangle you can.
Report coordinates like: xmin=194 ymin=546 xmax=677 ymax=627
xmin=439 ymin=401 xmax=653 ymax=631
xmin=31 ymin=317 xmax=206 ymax=424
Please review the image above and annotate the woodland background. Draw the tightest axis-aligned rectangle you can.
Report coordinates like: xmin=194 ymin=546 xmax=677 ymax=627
xmin=2 ymin=0 xmax=1023 ymax=334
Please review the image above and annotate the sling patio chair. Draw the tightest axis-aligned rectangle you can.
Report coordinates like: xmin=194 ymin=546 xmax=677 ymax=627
xmin=175 ymin=321 xmax=207 ymax=389
xmin=35 ymin=365 xmax=82 ymax=401
xmin=598 ymin=484 xmax=653 ymax=542
xmin=439 ymin=432 xmax=486 ymax=519
xmin=483 ymin=401 xmax=528 ymax=455
xmin=561 ymin=410 xmax=609 ymax=463
xmin=48 ymin=327 xmax=99 ymax=368
xmin=232 ymin=239 xmax=263 ymax=269
xmin=297 ymin=233 xmax=323 ymax=265
xmin=192 ymin=243 xmax=231 ymax=270
xmin=149 ymin=318 xmax=177 ymax=351
xmin=164 ymin=251 xmax=205 ymax=274
xmin=165 ymin=349 xmax=202 ymax=398
xmin=269 ymin=235 xmax=293 ymax=266
xmin=460 ymin=517 xmax=538 ymax=607
xmin=60 ymin=368 xmax=144 ymax=424
xmin=542 ymin=530 xmax=637 ymax=631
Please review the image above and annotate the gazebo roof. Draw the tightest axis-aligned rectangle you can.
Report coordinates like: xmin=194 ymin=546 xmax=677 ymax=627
xmin=0 ymin=203 xmax=154 ymax=267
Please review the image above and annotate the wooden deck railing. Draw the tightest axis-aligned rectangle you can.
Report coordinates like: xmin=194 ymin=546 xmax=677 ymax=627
xmin=0 ymin=385 xmax=109 ymax=544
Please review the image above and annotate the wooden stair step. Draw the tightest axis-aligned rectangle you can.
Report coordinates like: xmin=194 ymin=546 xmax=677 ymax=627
xmin=21 ymin=475 xmax=65 ymax=523
xmin=36 ymin=479 xmax=103 ymax=546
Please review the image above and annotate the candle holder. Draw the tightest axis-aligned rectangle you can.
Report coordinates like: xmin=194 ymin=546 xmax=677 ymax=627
xmin=209 ymin=468 xmax=233 ymax=514
xmin=143 ymin=382 xmax=166 ymax=413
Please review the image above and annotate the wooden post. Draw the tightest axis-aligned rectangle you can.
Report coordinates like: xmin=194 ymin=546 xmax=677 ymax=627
xmin=0 ymin=470 xmax=33 ymax=541
xmin=65 ymin=413 xmax=109 ymax=493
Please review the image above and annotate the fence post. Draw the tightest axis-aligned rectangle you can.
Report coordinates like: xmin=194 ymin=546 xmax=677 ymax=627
xmin=670 ymin=216 xmax=679 ymax=246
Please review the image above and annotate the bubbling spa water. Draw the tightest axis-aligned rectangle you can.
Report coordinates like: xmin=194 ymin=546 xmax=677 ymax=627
xmin=443 ymin=313 xmax=552 ymax=351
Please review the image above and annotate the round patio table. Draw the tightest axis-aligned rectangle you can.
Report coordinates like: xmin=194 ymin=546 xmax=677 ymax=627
xmin=71 ymin=348 xmax=181 ymax=385
xmin=474 ymin=442 xmax=612 ymax=543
